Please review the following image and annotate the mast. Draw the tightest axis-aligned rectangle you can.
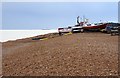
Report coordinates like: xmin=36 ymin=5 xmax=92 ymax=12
xmin=83 ymin=15 xmax=85 ymax=25
xmin=77 ymin=16 xmax=80 ymax=25
xmin=80 ymin=17 xmax=82 ymax=22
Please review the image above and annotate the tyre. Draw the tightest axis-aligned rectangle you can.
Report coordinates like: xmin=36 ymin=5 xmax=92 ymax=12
xmin=81 ymin=29 xmax=84 ymax=33
xmin=71 ymin=29 xmax=74 ymax=33
xmin=111 ymin=32 xmax=115 ymax=36
xmin=107 ymin=30 xmax=110 ymax=34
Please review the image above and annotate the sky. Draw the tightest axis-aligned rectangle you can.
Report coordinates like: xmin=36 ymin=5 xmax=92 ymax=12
xmin=1 ymin=0 xmax=119 ymax=2
xmin=118 ymin=1 xmax=120 ymax=23
xmin=2 ymin=2 xmax=118 ymax=30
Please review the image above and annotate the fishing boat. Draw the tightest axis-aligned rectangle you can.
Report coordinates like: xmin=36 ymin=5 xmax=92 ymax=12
xmin=76 ymin=16 xmax=107 ymax=31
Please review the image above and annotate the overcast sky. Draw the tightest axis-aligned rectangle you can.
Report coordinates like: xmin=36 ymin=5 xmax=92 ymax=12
xmin=2 ymin=2 xmax=118 ymax=30
xmin=1 ymin=0 xmax=119 ymax=2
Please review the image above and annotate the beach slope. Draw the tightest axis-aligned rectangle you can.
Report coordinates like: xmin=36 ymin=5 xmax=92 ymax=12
xmin=2 ymin=33 xmax=118 ymax=76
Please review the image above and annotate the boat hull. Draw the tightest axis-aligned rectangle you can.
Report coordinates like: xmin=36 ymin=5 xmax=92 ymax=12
xmin=83 ymin=23 xmax=107 ymax=30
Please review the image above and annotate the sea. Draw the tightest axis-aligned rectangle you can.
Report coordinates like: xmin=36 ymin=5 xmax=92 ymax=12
xmin=0 ymin=30 xmax=58 ymax=42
